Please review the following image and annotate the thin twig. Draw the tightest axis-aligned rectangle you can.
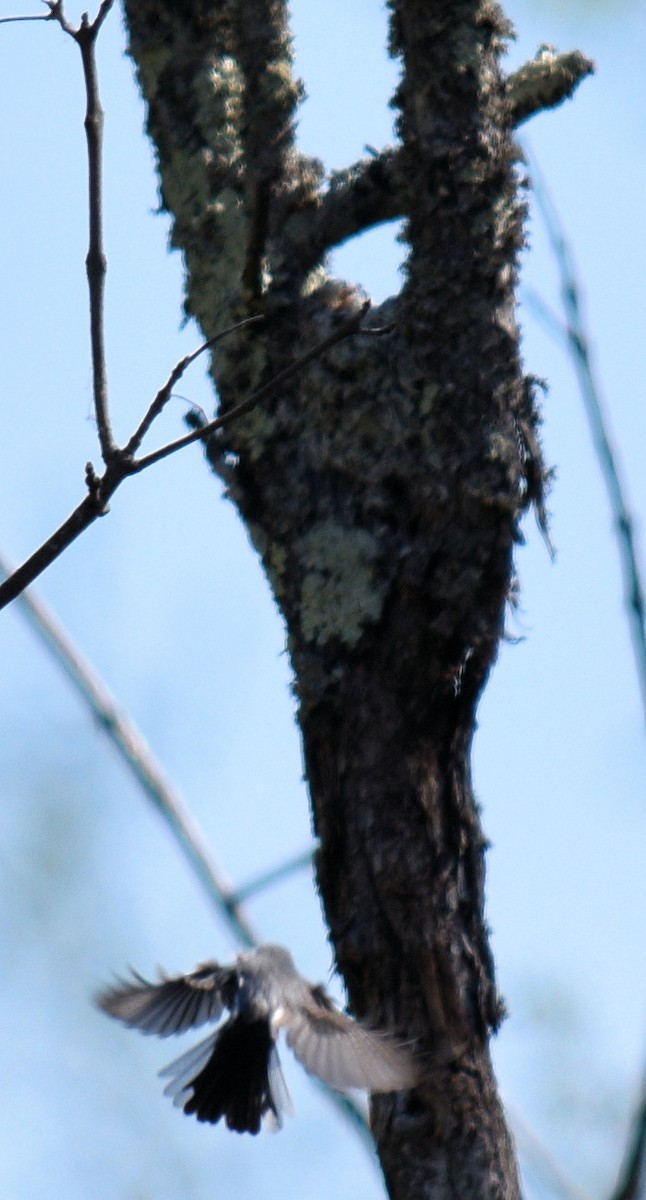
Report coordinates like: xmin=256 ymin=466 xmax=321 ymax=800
xmin=522 ymin=287 xmax=567 ymax=348
xmin=0 ymin=305 xmax=371 ymax=612
xmin=45 ymin=0 xmax=116 ymax=460
xmin=77 ymin=5 xmax=114 ymax=460
xmin=133 ymin=301 xmax=371 ymax=473
xmin=230 ymin=846 xmax=314 ymax=905
xmin=528 ymin=158 xmax=646 ymax=726
xmin=0 ymin=549 xmax=257 ymax=945
xmin=0 ymin=11 xmax=55 ymax=21
xmin=123 ymin=315 xmax=264 ymax=457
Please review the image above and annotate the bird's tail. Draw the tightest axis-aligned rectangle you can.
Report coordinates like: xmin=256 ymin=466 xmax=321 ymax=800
xmin=160 ymin=1016 xmax=292 ymax=1134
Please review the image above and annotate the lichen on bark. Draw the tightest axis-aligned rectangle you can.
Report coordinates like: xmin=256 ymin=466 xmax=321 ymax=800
xmin=122 ymin=2 xmax=591 ymax=1197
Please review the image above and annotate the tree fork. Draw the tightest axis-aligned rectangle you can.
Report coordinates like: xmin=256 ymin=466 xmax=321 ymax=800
xmin=122 ymin=1 xmax=584 ymax=1196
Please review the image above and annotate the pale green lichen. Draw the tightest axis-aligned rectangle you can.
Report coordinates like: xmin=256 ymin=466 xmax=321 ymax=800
xmin=420 ymin=381 xmax=439 ymax=417
xmin=296 ymin=521 xmax=385 ymax=647
xmin=179 ymin=184 xmax=248 ymax=332
xmin=300 ymin=264 xmax=330 ymax=297
xmin=136 ymin=45 xmax=172 ymax=98
xmin=195 ymin=58 xmax=245 ymax=167
xmin=245 ymin=526 xmax=288 ymax=600
xmin=233 ymin=407 xmax=279 ymax=462
xmin=268 ymin=541 xmax=287 ymax=575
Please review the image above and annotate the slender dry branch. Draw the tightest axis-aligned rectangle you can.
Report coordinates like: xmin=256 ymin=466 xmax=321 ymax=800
xmin=229 ymin=845 xmax=314 ymax=906
xmin=0 ymin=304 xmax=370 ymax=612
xmin=527 ymin=163 xmax=646 ymax=726
xmin=0 ymin=10 xmax=55 ymax=21
xmin=43 ymin=0 xmax=116 ymax=459
xmin=133 ymin=301 xmax=371 ymax=472
xmin=77 ymin=7 xmax=114 ymax=459
xmin=0 ymin=549 xmax=256 ymax=942
xmin=123 ymin=315 xmax=263 ymax=457
xmin=0 ymin=327 xmax=244 ymax=610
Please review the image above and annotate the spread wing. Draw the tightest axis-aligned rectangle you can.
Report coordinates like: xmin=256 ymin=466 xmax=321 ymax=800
xmin=95 ymin=962 xmax=236 ymax=1036
xmin=284 ymin=987 xmax=418 ymax=1093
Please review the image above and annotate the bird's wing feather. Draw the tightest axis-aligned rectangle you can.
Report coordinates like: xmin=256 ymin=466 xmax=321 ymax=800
xmin=266 ymin=1043 xmax=295 ymax=1128
xmin=95 ymin=962 xmax=235 ymax=1036
xmin=159 ymin=1030 xmax=219 ymax=1104
xmin=284 ymin=991 xmax=418 ymax=1093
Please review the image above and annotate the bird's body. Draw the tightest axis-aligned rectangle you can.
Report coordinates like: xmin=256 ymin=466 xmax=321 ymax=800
xmin=97 ymin=943 xmax=417 ymax=1134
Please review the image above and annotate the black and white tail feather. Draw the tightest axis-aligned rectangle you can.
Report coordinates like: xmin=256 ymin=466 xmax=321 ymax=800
xmin=96 ymin=943 xmax=417 ymax=1135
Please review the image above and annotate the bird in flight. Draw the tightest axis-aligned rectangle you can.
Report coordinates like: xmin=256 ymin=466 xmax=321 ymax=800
xmin=96 ymin=942 xmax=417 ymax=1134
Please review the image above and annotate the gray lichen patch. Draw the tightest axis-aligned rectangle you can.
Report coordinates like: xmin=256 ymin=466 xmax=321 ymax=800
xmin=296 ymin=521 xmax=386 ymax=647
xmin=195 ymin=58 xmax=245 ymax=166
xmin=229 ymin=406 xmax=278 ymax=462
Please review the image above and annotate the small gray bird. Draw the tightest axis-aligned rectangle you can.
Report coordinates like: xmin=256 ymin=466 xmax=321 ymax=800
xmin=96 ymin=943 xmax=417 ymax=1134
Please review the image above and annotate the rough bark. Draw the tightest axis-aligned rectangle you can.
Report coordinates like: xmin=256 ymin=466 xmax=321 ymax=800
xmin=121 ymin=2 xmax=583 ymax=1197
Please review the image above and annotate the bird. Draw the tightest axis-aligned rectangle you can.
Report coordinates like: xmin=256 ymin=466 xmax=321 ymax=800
xmin=96 ymin=942 xmax=418 ymax=1135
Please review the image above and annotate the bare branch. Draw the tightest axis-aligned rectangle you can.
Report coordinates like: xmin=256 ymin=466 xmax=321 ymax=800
xmin=123 ymin=315 xmax=264 ymax=457
xmin=232 ymin=0 xmax=301 ymax=294
xmin=78 ymin=18 xmax=112 ymax=457
xmin=508 ymin=46 xmax=595 ymax=127
xmin=0 ymin=335 xmax=240 ymax=610
xmin=528 ymin=161 xmax=646 ymax=726
xmin=44 ymin=0 xmax=117 ymax=458
xmin=280 ymin=48 xmax=593 ymax=274
xmin=0 ymin=10 xmax=55 ymax=22
xmin=0 ymin=304 xmax=371 ymax=611
xmin=230 ymin=846 xmax=314 ymax=906
xmin=0 ymin=490 xmax=112 ymax=612
xmin=0 ymin=547 xmax=257 ymax=944
xmin=278 ymin=148 xmax=403 ymax=277
xmin=133 ymin=301 xmax=371 ymax=473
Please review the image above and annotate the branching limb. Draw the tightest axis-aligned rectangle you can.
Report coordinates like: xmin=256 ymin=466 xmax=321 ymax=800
xmin=123 ymin=315 xmax=263 ymax=457
xmin=0 ymin=0 xmax=372 ymax=610
xmin=280 ymin=49 xmax=593 ymax=274
xmin=133 ymin=301 xmax=370 ymax=472
xmin=0 ymin=303 xmax=371 ymax=611
xmin=230 ymin=0 xmax=301 ymax=299
xmin=278 ymin=148 xmax=404 ymax=278
xmin=0 ymin=326 xmax=253 ymax=611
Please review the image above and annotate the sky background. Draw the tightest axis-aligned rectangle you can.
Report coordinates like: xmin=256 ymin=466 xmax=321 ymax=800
xmin=0 ymin=1 xmax=644 ymax=1198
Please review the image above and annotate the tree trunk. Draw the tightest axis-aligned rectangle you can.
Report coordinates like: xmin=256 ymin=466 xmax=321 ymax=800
xmin=122 ymin=1 xmax=550 ymax=1196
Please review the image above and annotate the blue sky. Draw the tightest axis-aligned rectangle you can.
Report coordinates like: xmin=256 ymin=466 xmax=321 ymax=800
xmin=0 ymin=2 xmax=644 ymax=1198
